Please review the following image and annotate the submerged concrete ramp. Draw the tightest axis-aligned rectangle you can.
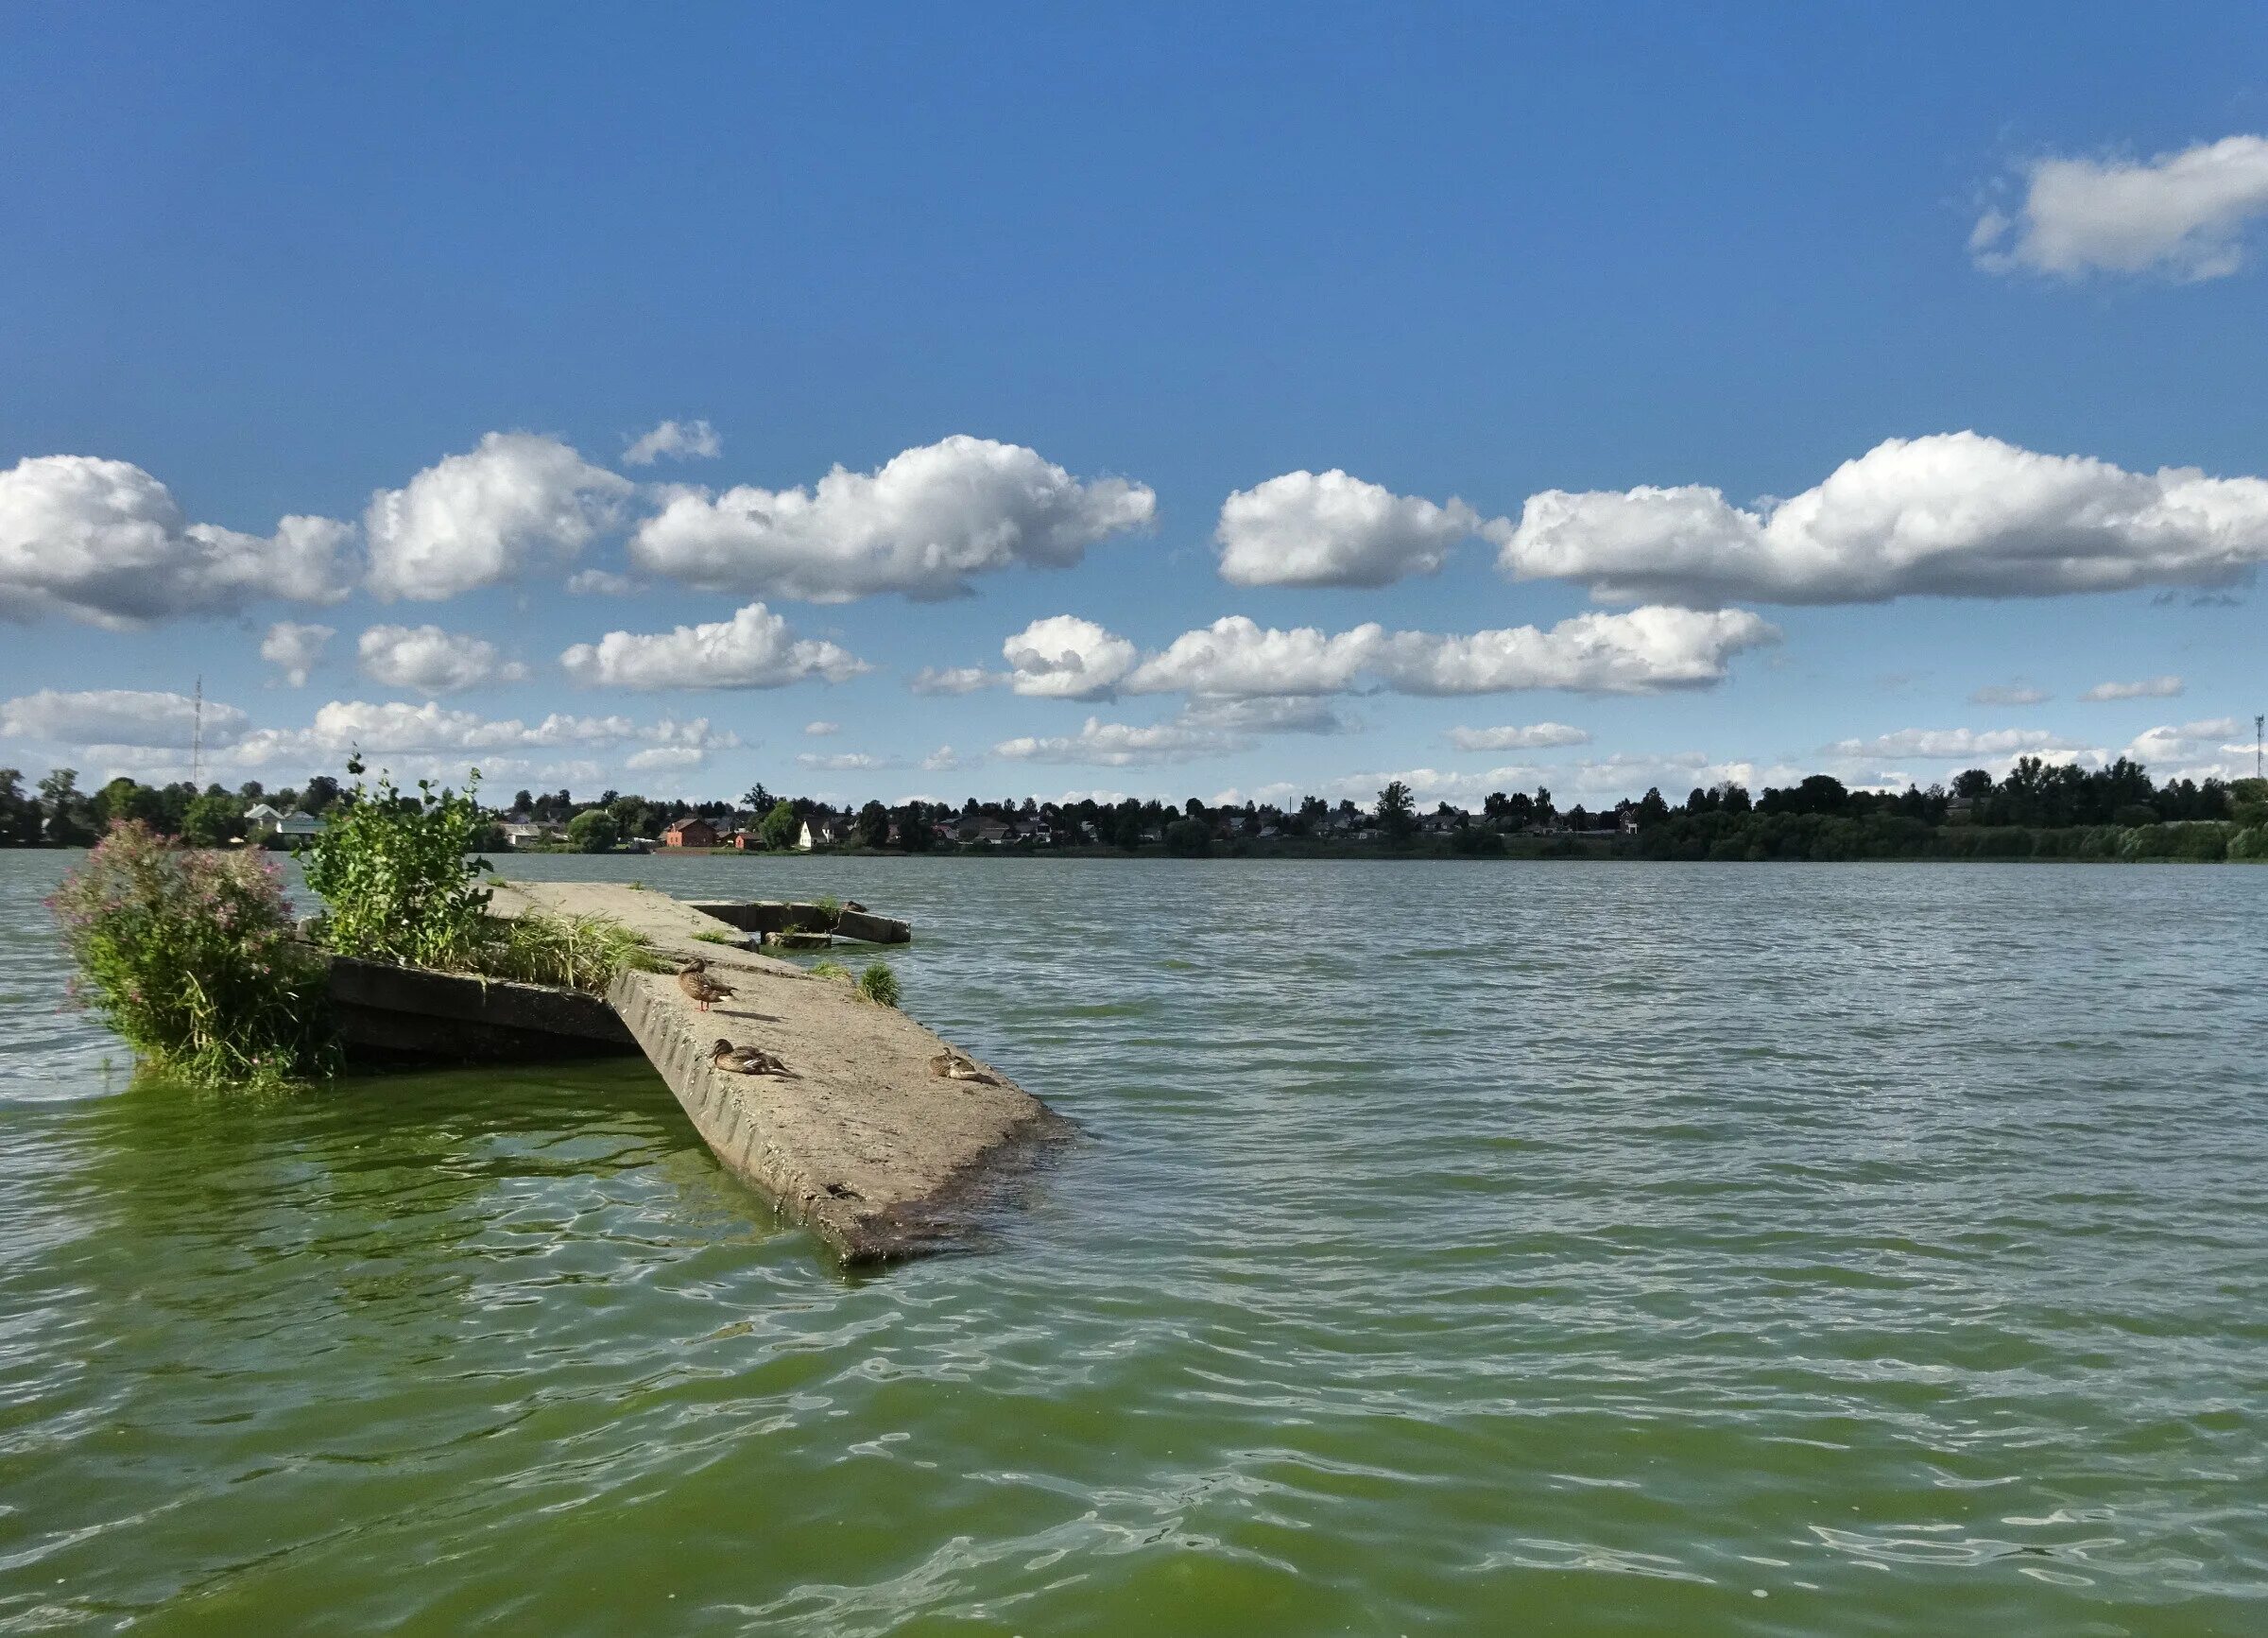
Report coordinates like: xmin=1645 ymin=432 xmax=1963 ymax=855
xmin=684 ymin=900 xmax=912 ymax=944
xmin=487 ymin=880 xmax=1066 ymax=1260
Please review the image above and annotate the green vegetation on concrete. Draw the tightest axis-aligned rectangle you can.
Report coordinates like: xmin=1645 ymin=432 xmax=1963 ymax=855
xmin=46 ymin=821 xmax=334 ymax=1090
xmin=804 ymin=956 xmax=902 ymax=1008
xmin=477 ymin=912 xmax=668 ymax=993
xmin=305 ymin=760 xmax=660 ymax=991
xmin=303 ymin=760 xmax=495 ymax=971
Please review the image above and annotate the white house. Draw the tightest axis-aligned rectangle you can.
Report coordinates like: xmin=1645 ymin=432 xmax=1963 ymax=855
xmin=242 ymin=802 xmax=284 ymax=837
xmin=797 ymin=815 xmax=848 ymax=851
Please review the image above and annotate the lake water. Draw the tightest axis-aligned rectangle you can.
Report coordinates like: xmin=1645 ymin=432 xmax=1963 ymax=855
xmin=0 ymin=849 xmax=2262 ymax=1635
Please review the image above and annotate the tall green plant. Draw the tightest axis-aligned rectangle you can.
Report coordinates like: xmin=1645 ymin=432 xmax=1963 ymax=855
xmin=302 ymin=758 xmax=493 ymax=969
xmin=48 ymin=821 xmax=334 ymax=1089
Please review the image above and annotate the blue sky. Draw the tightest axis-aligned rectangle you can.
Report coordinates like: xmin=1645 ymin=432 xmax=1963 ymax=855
xmin=3 ymin=3 xmax=2264 ymax=809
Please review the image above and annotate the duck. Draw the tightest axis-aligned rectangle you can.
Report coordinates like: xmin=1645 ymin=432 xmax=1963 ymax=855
xmin=709 ymin=1038 xmax=788 ymax=1077
xmin=678 ymin=957 xmax=737 ymax=1013
xmin=927 ymin=1046 xmax=995 ymax=1084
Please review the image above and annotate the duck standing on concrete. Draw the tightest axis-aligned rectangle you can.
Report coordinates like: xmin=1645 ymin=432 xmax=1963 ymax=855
xmin=928 ymin=1046 xmax=995 ymax=1084
xmin=678 ymin=957 xmax=737 ymax=1013
xmin=710 ymin=1038 xmax=788 ymax=1077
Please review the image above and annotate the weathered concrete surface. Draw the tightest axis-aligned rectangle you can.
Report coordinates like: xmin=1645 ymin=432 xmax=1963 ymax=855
xmin=330 ymin=955 xmax=639 ymax=1062
xmin=489 ymin=880 xmax=1065 ymax=1261
xmin=684 ymin=900 xmax=912 ymax=944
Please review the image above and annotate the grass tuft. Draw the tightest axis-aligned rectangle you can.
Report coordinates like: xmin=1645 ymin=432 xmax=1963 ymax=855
xmin=857 ymin=960 xmax=900 ymax=1008
xmin=471 ymin=913 xmax=669 ymax=993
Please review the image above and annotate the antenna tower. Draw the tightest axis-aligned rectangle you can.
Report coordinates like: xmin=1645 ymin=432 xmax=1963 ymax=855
xmin=190 ymin=675 xmax=204 ymax=789
xmin=2256 ymin=714 xmax=2263 ymax=781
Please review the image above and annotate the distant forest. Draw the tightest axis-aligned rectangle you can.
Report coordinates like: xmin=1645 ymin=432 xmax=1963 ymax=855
xmin=4 ymin=755 xmax=2264 ymax=863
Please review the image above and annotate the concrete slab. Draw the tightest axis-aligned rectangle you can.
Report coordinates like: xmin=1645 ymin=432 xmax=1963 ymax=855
xmin=330 ymin=956 xmax=639 ymax=1062
xmin=488 ymin=880 xmax=1067 ymax=1260
xmin=684 ymin=899 xmax=913 ymax=944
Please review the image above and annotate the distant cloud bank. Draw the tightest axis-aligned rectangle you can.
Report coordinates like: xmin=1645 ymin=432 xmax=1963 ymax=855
xmin=2082 ymin=676 xmax=2184 ymax=701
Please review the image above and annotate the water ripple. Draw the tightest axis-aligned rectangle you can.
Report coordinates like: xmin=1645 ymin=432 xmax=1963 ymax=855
xmin=0 ymin=853 xmax=2263 ymax=1634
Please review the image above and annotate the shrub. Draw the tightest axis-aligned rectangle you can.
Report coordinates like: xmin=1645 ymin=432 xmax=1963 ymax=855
xmin=809 ymin=959 xmax=852 ymax=982
xmin=1163 ymin=817 xmax=1211 ymax=855
xmin=48 ymin=821 xmax=334 ymax=1089
xmin=2228 ymin=826 xmax=2268 ymax=862
xmin=812 ymin=893 xmax=843 ymax=929
xmin=857 ymin=960 xmax=901 ymax=1008
xmin=302 ymin=759 xmax=492 ymax=970
xmin=760 ymin=800 xmax=800 ymax=851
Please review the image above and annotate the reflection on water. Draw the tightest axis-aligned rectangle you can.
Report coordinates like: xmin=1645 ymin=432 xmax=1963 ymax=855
xmin=0 ymin=849 xmax=2263 ymax=1635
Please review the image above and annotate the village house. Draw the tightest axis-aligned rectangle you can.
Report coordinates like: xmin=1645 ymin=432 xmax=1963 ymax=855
xmin=661 ymin=816 xmax=722 ymax=849
xmin=242 ymin=802 xmax=284 ymax=838
xmin=797 ymin=814 xmax=848 ymax=851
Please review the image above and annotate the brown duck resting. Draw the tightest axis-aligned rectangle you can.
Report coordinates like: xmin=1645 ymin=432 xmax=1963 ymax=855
xmin=709 ymin=1038 xmax=787 ymax=1077
xmin=928 ymin=1046 xmax=995 ymax=1084
xmin=678 ymin=958 xmax=737 ymax=1012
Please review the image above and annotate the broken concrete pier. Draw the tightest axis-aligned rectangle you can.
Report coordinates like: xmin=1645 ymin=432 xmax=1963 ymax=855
xmin=341 ymin=880 xmax=1066 ymax=1261
xmin=683 ymin=899 xmax=912 ymax=944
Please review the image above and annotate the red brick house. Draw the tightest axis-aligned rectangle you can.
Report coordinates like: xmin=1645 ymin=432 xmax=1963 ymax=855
xmin=661 ymin=817 xmax=722 ymax=849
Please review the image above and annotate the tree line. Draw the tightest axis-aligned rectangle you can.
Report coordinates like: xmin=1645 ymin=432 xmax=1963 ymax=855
xmin=4 ymin=755 xmax=2261 ymax=859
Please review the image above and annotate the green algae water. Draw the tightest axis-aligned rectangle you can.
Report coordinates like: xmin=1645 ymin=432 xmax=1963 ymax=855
xmin=1 ymin=850 xmax=2262 ymax=1636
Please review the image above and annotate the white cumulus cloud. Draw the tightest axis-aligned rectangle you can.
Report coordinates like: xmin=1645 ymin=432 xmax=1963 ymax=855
xmin=1368 ymin=608 xmax=1778 ymax=695
xmin=1125 ymin=616 xmax=1381 ymax=697
xmin=357 ymin=624 xmax=528 ymax=695
xmin=262 ymin=622 xmax=335 ymax=687
xmin=970 ymin=607 xmax=1773 ymax=706
xmin=1003 ymin=614 xmax=1140 ymax=698
xmin=797 ymin=750 xmax=896 ymax=771
xmin=0 ymin=455 xmax=355 ymax=626
xmin=223 ymin=701 xmax=733 ymax=768
xmin=558 ymin=600 xmax=868 ymax=690
xmin=2115 ymin=718 xmax=2256 ymax=784
xmin=1445 ymin=722 xmax=1592 ymax=751
xmin=1973 ymin=135 xmax=2268 ymax=281
xmin=366 ymin=432 xmax=631 ymax=601
xmin=0 ymin=687 xmax=250 ymax=749
xmin=1500 ymin=432 xmax=2268 ymax=604
xmin=622 ymin=418 xmax=722 ymax=466
xmin=1215 ymin=469 xmax=1497 ymax=587
xmin=803 ymin=720 xmax=840 ymax=736
xmin=2082 ymin=675 xmax=2184 ymax=701
xmin=628 ymin=435 xmax=1157 ymax=602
